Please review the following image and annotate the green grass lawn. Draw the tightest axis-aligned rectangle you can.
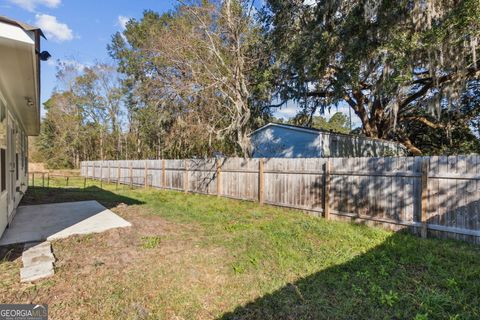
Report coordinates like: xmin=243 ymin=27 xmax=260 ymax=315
xmin=3 ymin=177 xmax=480 ymax=319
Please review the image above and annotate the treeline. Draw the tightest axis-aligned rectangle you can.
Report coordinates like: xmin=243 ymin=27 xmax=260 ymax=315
xmin=38 ymin=0 xmax=480 ymax=168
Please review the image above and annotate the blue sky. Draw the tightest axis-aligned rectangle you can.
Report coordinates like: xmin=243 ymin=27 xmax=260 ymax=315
xmin=1 ymin=0 xmax=176 ymax=110
xmin=1 ymin=0 xmax=360 ymax=125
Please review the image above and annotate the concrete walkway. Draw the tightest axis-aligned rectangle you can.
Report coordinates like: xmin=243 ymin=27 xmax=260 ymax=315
xmin=0 ymin=201 xmax=131 ymax=246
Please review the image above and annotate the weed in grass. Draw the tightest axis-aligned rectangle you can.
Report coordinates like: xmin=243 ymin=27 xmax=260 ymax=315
xmin=232 ymin=263 xmax=246 ymax=274
xmin=380 ymin=290 xmax=399 ymax=307
xmin=414 ymin=313 xmax=429 ymax=320
xmin=141 ymin=236 xmax=161 ymax=249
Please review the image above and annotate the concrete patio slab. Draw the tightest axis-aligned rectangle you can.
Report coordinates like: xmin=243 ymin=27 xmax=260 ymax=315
xmin=0 ymin=201 xmax=131 ymax=246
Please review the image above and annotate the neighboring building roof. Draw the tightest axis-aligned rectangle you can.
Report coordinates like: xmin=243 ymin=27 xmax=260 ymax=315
xmin=0 ymin=15 xmax=45 ymax=39
xmin=251 ymin=122 xmax=404 ymax=146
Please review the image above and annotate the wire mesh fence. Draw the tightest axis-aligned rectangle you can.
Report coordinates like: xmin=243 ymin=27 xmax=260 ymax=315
xmin=28 ymin=172 xmax=148 ymax=191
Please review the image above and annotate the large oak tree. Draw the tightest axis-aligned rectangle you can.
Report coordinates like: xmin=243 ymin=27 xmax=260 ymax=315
xmin=263 ymin=0 xmax=480 ymax=154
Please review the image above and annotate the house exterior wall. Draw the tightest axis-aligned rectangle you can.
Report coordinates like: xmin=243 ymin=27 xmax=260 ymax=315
xmin=251 ymin=125 xmax=406 ymax=158
xmin=0 ymin=16 xmax=42 ymax=239
xmin=0 ymin=98 xmax=29 ymax=236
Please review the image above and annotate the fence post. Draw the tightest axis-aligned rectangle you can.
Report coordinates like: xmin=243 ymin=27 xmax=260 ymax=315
xmin=32 ymin=172 xmax=34 ymax=188
xmin=100 ymin=162 xmax=103 ymax=183
xmin=107 ymin=162 xmax=111 ymax=184
xmin=93 ymin=162 xmax=96 ymax=180
xmin=421 ymin=158 xmax=429 ymax=238
xmin=42 ymin=172 xmax=45 ymax=188
xmin=216 ymin=158 xmax=222 ymax=197
xmin=144 ymin=160 xmax=148 ymax=189
xmin=162 ymin=159 xmax=166 ymax=189
xmin=117 ymin=163 xmax=121 ymax=190
xmin=47 ymin=173 xmax=50 ymax=187
xmin=324 ymin=159 xmax=331 ymax=220
xmin=129 ymin=161 xmax=133 ymax=189
xmin=258 ymin=158 xmax=265 ymax=205
xmin=184 ymin=160 xmax=189 ymax=193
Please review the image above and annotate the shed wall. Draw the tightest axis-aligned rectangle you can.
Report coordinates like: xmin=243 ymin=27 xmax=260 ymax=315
xmin=251 ymin=125 xmax=405 ymax=158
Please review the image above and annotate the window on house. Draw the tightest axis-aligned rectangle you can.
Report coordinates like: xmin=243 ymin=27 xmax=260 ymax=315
xmin=1 ymin=149 xmax=5 ymax=192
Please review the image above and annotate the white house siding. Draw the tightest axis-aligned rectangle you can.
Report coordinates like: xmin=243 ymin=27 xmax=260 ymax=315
xmin=251 ymin=124 xmax=406 ymax=158
xmin=0 ymin=16 xmax=43 ymax=238
xmin=0 ymin=87 xmax=30 ymax=236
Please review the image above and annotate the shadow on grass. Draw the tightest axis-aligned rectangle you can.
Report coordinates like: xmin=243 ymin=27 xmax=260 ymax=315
xmin=0 ymin=244 xmax=23 ymax=262
xmin=20 ymin=186 xmax=144 ymax=209
xmin=219 ymin=232 xmax=480 ymax=320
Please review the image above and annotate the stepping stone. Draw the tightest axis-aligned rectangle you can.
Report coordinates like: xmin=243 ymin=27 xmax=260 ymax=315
xmin=23 ymin=242 xmax=51 ymax=255
xmin=20 ymin=241 xmax=55 ymax=282
xmin=20 ymin=262 xmax=54 ymax=283
xmin=22 ymin=252 xmax=55 ymax=266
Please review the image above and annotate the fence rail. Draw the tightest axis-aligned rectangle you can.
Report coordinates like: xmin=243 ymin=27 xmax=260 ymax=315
xmin=81 ymin=156 xmax=480 ymax=244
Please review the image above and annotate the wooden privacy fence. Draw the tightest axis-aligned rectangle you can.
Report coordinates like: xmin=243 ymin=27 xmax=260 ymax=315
xmin=81 ymin=156 xmax=480 ymax=244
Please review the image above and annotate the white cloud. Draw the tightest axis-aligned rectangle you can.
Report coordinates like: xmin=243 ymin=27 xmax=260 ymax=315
xmin=49 ymin=59 xmax=88 ymax=72
xmin=9 ymin=0 xmax=60 ymax=12
xmin=117 ymin=15 xmax=130 ymax=30
xmin=274 ymin=101 xmax=300 ymax=120
xmin=60 ymin=59 xmax=87 ymax=71
xmin=35 ymin=14 xmax=73 ymax=42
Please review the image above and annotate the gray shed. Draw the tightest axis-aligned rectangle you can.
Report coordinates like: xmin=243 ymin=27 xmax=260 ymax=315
xmin=250 ymin=123 xmax=406 ymax=158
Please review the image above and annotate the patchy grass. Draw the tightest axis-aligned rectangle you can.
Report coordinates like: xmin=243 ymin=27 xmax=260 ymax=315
xmin=1 ymin=179 xmax=480 ymax=319
xmin=140 ymin=236 xmax=162 ymax=249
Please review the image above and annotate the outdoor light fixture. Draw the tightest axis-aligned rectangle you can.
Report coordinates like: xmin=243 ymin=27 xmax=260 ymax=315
xmin=37 ymin=50 xmax=51 ymax=61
